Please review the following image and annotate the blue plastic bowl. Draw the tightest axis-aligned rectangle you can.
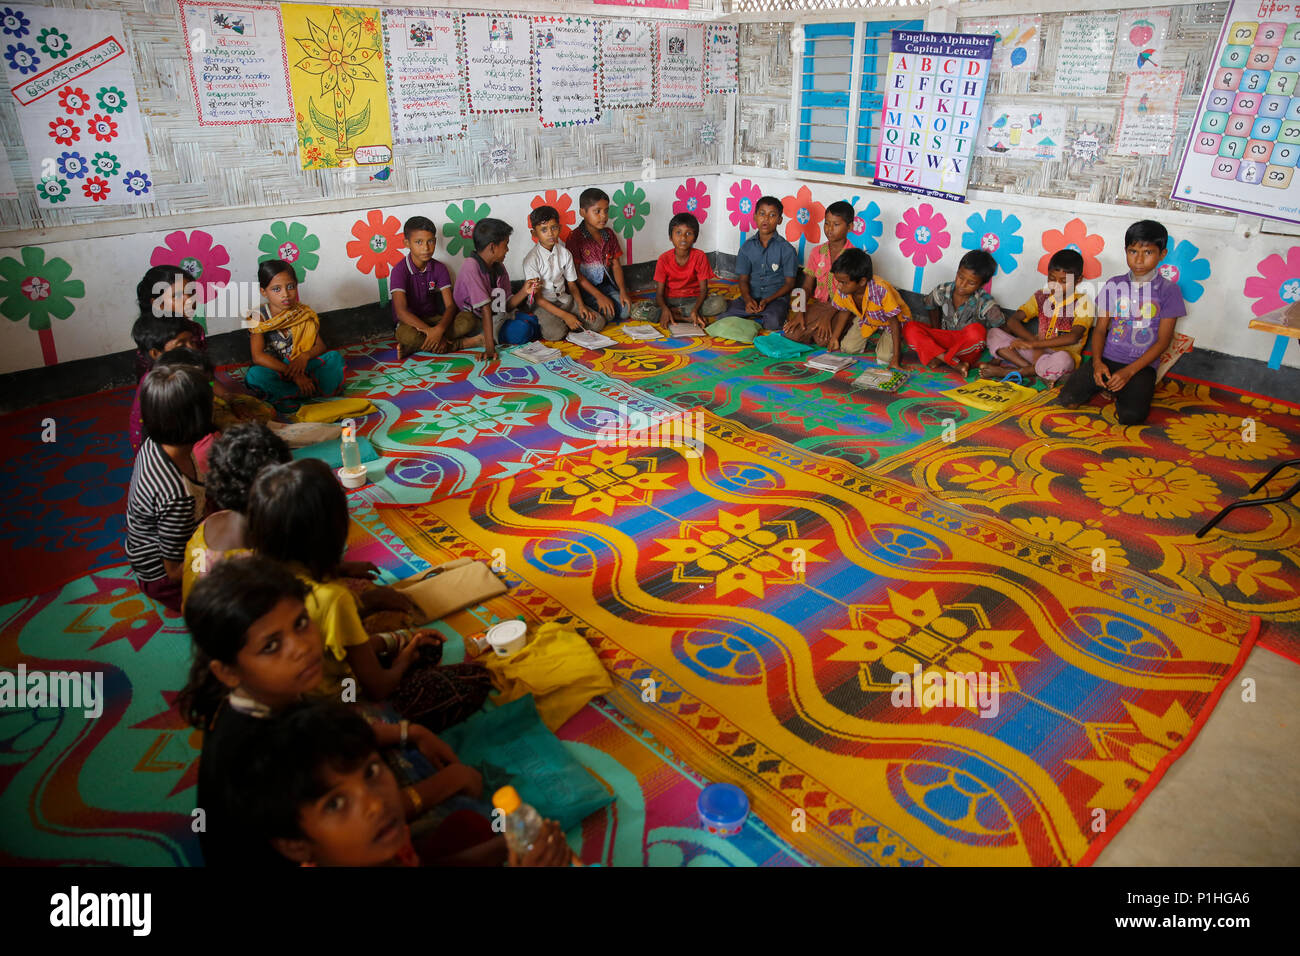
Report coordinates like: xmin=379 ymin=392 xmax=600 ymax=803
xmin=697 ymin=783 xmax=749 ymax=837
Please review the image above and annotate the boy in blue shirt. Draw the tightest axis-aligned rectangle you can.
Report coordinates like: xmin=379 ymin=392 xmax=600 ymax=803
xmin=719 ymin=195 xmax=798 ymax=330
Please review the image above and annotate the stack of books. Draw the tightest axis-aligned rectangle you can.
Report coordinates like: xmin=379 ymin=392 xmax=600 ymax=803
xmin=852 ymin=367 xmax=908 ymax=392
xmin=623 ymin=323 xmax=665 ymax=341
xmin=513 ymin=342 xmax=562 ymax=363
xmin=805 ymin=352 xmax=855 ymax=373
xmin=566 ymin=330 xmax=618 ymax=350
xmin=667 ymin=322 xmax=706 ymax=338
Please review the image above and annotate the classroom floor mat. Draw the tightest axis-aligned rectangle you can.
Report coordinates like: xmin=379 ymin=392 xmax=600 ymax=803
xmin=378 ymin=411 xmax=1258 ymax=866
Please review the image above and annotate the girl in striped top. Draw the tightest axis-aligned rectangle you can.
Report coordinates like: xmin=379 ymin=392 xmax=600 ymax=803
xmin=125 ymin=364 xmax=212 ymax=612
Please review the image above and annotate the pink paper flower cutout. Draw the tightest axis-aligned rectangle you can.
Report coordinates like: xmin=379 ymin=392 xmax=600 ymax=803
xmin=1243 ymin=246 xmax=1300 ymax=317
xmin=896 ymin=203 xmax=950 ymax=268
xmin=673 ymin=177 xmax=711 ymax=224
xmin=150 ymin=230 xmax=231 ymax=304
xmin=727 ymin=178 xmax=762 ymax=232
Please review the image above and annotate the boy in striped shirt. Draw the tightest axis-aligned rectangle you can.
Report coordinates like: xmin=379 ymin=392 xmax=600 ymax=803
xmin=827 ymin=248 xmax=909 ymax=367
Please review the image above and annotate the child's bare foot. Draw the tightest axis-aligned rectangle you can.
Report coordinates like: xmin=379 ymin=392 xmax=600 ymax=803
xmin=1099 ymin=389 xmax=1115 ymax=401
xmin=459 ymin=333 xmax=484 ymax=349
xmin=978 ymin=362 xmax=1009 ymax=379
xmin=951 ymin=359 xmax=970 ymax=377
xmin=925 ymin=358 xmax=942 ymax=371
xmin=397 ymin=342 xmax=412 ymax=362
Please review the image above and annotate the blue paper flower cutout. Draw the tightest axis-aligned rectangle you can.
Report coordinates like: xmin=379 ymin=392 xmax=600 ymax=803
xmin=1 ymin=7 xmax=31 ymax=38
xmin=57 ymin=151 xmax=87 ymax=179
xmin=1157 ymin=236 xmax=1211 ymax=303
xmin=4 ymin=41 xmax=38 ymax=74
xmin=961 ymin=209 xmax=1024 ymax=275
xmin=846 ymin=196 xmax=883 ymax=254
xmin=123 ymin=170 xmax=152 ymax=196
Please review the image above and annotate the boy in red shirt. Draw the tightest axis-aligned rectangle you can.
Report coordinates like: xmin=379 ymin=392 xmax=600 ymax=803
xmin=645 ymin=213 xmax=726 ymax=329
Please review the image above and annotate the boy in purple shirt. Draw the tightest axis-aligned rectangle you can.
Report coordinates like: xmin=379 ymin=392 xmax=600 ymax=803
xmin=392 ymin=215 xmax=455 ymax=360
xmin=448 ymin=218 xmax=540 ymax=364
xmin=1057 ymin=220 xmax=1186 ymax=425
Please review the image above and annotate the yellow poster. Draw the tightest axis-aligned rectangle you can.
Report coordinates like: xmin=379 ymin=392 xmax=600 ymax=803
xmin=282 ymin=4 xmax=393 ymax=169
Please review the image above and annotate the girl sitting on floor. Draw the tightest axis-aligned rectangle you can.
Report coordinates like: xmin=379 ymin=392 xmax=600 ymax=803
xmin=179 ymin=556 xmax=492 ymax=867
xmin=246 ymin=459 xmax=493 ymax=731
xmin=125 ymin=364 xmax=211 ymax=613
xmin=246 ymin=259 xmax=345 ymax=412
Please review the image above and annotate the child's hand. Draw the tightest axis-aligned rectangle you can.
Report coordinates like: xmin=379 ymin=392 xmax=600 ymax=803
xmin=595 ymin=292 xmax=616 ymax=318
xmin=483 ymin=346 xmax=498 ymax=365
xmin=421 ymin=327 xmax=443 ymax=352
xmin=1106 ymin=366 xmax=1134 ymax=392
xmin=1092 ymin=363 xmax=1110 ymax=389
xmin=563 ymin=313 xmax=584 ymax=332
xmin=579 ymin=303 xmax=599 ymax=323
xmin=508 ymin=819 xmax=572 ymax=867
xmin=292 ymin=372 xmax=318 ymax=396
xmin=827 ymin=336 xmax=840 ymax=352
xmin=659 ymin=307 xmax=675 ymax=326
xmin=744 ymin=296 xmax=762 ymax=315
xmin=288 ymin=353 xmax=309 ymax=378
xmin=395 ymin=631 xmax=440 ymax=669
xmin=359 ymin=586 xmax=419 ymax=616
xmin=448 ymin=762 xmax=483 ymax=799
xmin=523 ymin=278 xmax=541 ymax=297
xmin=690 ymin=311 xmax=707 ymax=329
xmin=336 ymin=560 xmax=380 ymax=580
xmin=410 ymin=725 xmax=457 ymax=769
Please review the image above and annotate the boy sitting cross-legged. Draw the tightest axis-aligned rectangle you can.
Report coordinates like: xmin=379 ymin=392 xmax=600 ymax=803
xmin=981 ymin=248 xmax=1093 ymax=386
xmin=522 ymin=204 xmax=606 ymax=342
xmin=391 ymin=215 xmax=456 ymax=361
xmin=906 ymin=249 xmax=1005 ymax=377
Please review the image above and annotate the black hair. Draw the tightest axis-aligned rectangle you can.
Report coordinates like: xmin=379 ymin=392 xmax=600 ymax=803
xmin=831 ymin=248 xmax=873 ymax=283
xmin=140 ymin=364 xmax=212 ymax=446
xmin=246 ymin=458 xmax=349 ymax=581
xmin=131 ymin=312 xmax=187 ymax=356
xmin=1125 ymin=219 xmax=1168 ymax=251
xmin=232 ymin=700 xmax=380 ymax=844
xmin=1047 ymin=248 xmax=1086 ymax=280
xmin=755 ymin=195 xmax=784 ymax=217
xmin=824 ymin=200 xmax=856 ymax=226
xmin=668 ymin=212 xmax=700 ymax=240
xmin=958 ymin=249 xmax=998 ymax=284
xmin=206 ymin=423 xmax=291 ymax=513
xmin=136 ymin=264 xmax=194 ymax=318
xmin=154 ymin=345 xmax=214 ymax=376
xmin=529 ymin=204 xmax=560 ymax=229
xmin=471 ymin=217 xmax=513 ymax=253
xmin=403 ymin=215 xmax=436 ymax=238
xmin=177 ymin=554 xmax=309 ymax=729
xmin=578 ymin=187 xmax=609 ymax=211
xmin=258 ymin=259 xmax=298 ymax=289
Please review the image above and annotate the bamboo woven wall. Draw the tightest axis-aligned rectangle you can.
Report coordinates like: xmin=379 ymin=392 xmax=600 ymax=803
xmin=0 ymin=0 xmax=727 ymax=232
xmin=737 ymin=21 xmax=793 ymax=168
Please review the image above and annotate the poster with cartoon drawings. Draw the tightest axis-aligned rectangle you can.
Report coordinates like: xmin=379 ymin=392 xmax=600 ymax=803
xmin=2 ymin=4 xmax=154 ymax=206
xmin=1112 ymin=9 xmax=1170 ymax=74
xmin=1115 ymin=69 xmax=1184 ymax=155
xmin=463 ymin=13 xmax=533 ymax=114
xmin=976 ymin=102 xmax=1066 ymax=160
xmin=961 ymin=15 xmax=1040 ymax=73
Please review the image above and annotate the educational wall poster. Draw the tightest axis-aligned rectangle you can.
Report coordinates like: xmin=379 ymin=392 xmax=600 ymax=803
xmin=656 ymin=22 xmax=704 ymax=107
xmin=463 ymin=13 xmax=533 ymax=115
xmin=1112 ymin=8 xmax=1171 ymax=74
xmin=874 ymin=30 xmax=993 ymax=203
xmin=0 ymin=151 xmax=17 ymax=199
xmin=599 ymin=19 xmax=654 ymax=109
xmin=1114 ymin=69 xmax=1184 ymax=156
xmin=282 ymin=4 xmax=393 ymax=170
xmin=535 ymin=17 xmax=599 ymax=128
xmin=1054 ymin=13 xmax=1119 ymax=96
xmin=3 ymin=5 xmax=155 ymax=207
xmin=1172 ymin=1 xmax=1300 ymax=223
xmin=705 ymin=22 xmax=738 ymax=94
xmin=961 ymin=15 xmax=1040 ymax=73
xmin=179 ymin=1 xmax=293 ymax=126
xmin=382 ymin=9 xmax=463 ymax=142
xmin=976 ymin=101 xmax=1066 ymax=160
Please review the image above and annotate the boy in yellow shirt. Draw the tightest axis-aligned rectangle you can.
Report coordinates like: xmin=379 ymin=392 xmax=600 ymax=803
xmin=827 ymin=248 xmax=909 ymax=367
xmin=981 ymin=249 xmax=1092 ymax=385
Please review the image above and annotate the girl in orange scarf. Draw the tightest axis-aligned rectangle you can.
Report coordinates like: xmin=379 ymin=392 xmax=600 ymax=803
xmin=245 ymin=259 xmax=345 ymax=410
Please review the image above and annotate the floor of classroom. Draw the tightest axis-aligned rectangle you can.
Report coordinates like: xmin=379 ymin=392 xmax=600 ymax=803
xmin=2 ymin=287 xmax=1298 ymax=866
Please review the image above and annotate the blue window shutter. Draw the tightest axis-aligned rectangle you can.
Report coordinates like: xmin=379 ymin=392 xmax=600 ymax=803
xmin=797 ymin=22 xmax=855 ymax=175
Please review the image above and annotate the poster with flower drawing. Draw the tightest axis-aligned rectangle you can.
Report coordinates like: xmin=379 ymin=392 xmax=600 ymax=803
xmin=2 ymin=4 xmax=153 ymax=207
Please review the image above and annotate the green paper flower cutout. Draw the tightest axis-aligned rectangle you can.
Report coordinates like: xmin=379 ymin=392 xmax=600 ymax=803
xmin=443 ymin=199 xmax=491 ymax=258
xmin=96 ymin=86 xmax=127 ymax=114
xmin=37 ymin=26 xmax=69 ymax=58
xmin=258 ymin=220 xmax=321 ymax=275
xmin=92 ymin=150 xmax=120 ymax=177
xmin=0 ymin=246 xmax=85 ymax=331
xmin=610 ymin=181 xmax=649 ymax=238
xmin=36 ymin=176 xmax=70 ymax=203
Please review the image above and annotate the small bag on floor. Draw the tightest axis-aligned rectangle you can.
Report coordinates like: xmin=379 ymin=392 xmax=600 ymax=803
xmin=393 ymin=558 xmax=508 ymax=623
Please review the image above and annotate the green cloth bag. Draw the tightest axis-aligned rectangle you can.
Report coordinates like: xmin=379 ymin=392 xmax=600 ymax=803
xmin=440 ymin=695 xmax=613 ymax=832
xmin=705 ymin=314 xmax=760 ymax=343
xmin=754 ymin=333 xmax=817 ymax=359
xmin=291 ymin=434 xmax=380 ymax=469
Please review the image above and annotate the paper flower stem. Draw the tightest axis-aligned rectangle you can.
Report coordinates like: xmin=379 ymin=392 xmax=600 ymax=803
xmin=38 ymin=326 xmax=57 ymax=366
xmin=798 ymin=235 xmax=806 ymax=260
xmin=913 ymin=265 xmax=924 ymax=294
xmin=378 ymin=276 xmax=389 ymax=305
xmin=626 ymin=236 xmax=633 ymax=266
xmin=1268 ymin=333 xmax=1290 ymax=370
xmin=738 ymin=228 xmax=746 ymax=248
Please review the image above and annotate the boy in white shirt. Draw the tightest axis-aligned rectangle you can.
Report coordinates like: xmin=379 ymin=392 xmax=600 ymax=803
xmin=521 ymin=205 xmax=605 ymax=342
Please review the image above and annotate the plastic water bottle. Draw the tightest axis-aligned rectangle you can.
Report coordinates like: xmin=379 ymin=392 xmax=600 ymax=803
xmin=340 ymin=423 xmax=361 ymax=472
xmin=493 ymin=786 xmax=544 ymax=856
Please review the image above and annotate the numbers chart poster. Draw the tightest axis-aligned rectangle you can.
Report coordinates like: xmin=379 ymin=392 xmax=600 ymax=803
xmin=3 ymin=5 xmax=154 ymax=207
xmin=657 ymin=22 xmax=704 ymax=107
xmin=283 ymin=4 xmax=392 ymax=170
xmin=961 ymin=15 xmax=1040 ymax=73
xmin=535 ymin=17 xmax=599 ymax=128
xmin=1172 ymin=3 xmax=1300 ymax=222
xmin=705 ymin=22 xmax=738 ymax=94
xmin=382 ymin=9 xmax=464 ymax=142
xmin=599 ymin=19 xmax=654 ymax=109
xmin=179 ymin=1 xmax=293 ymax=126
xmin=874 ymin=30 xmax=993 ymax=203
xmin=463 ymin=14 xmax=534 ymax=115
